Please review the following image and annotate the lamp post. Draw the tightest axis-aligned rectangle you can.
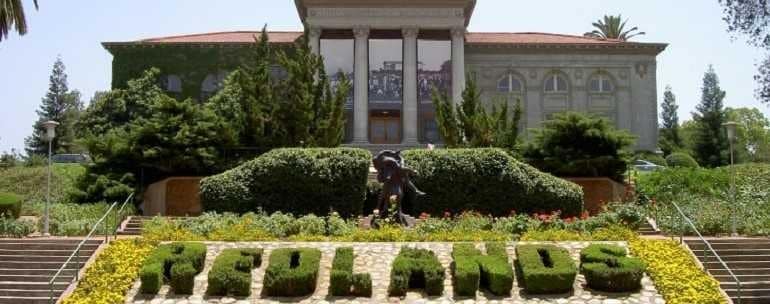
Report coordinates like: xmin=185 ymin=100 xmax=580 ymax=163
xmin=723 ymin=121 xmax=738 ymax=236
xmin=41 ymin=120 xmax=59 ymax=237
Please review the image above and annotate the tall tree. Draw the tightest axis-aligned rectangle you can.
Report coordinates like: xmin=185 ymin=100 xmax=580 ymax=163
xmin=719 ymin=0 xmax=770 ymax=104
xmin=727 ymin=107 xmax=770 ymax=163
xmin=25 ymin=56 xmax=83 ymax=155
xmin=659 ymin=85 xmax=682 ymax=155
xmin=0 ymin=0 xmax=37 ymax=41
xmin=692 ymin=65 xmax=729 ymax=167
xmin=584 ymin=15 xmax=646 ymax=41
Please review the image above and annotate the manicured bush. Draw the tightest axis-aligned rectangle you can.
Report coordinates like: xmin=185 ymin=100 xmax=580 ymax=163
xmin=263 ymin=248 xmax=322 ymax=297
xmin=389 ymin=247 xmax=445 ymax=297
xmin=170 ymin=262 xmax=196 ymax=294
xmin=665 ymin=152 xmax=699 ymax=168
xmin=201 ymin=148 xmax=370 ymax=217
xmin=0 ymin=192 xmax=22 ymax=218
xmin=207 ymin=248 xmax=263 ymax=297
xmin=329 ymin=247 xmax=372 ymax=296
xmin=139 ymin=242 xmax=207 ymax=294
xmin=580 ymin=244 xmax=645 ymax=292
xmin=403 ymin=148 xmax=583 ymax=217
xmin=61 ymin=240 xmax=154 ymax=304
xmin=514 ymin=245 xmax=577 ymax=294
xmin=452 ymin=243 xmax=514 ymax=296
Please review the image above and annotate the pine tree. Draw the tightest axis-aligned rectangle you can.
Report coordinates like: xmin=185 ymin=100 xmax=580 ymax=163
xmin=659 ymin=86 xmax=682 ymax=155
xmin=692 ymin=65 xmax=729 ymax=167
xmin=25 ymin=56 xmax=83 ymax=155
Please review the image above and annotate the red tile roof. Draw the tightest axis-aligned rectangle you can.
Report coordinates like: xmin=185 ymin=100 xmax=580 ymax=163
xmin=103 ymin=30 xmax=666 ymax=53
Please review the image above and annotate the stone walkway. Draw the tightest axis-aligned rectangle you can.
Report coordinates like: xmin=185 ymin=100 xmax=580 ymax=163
xmin=125 ymin=242 xmax=665 ymax=304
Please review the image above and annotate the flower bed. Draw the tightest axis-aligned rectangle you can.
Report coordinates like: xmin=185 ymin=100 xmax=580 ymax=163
xmin=61 ymin=239 xmax=154 ymax=304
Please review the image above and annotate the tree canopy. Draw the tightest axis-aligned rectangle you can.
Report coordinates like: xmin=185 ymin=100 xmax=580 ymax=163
xmin=719 ymin=0 xmax=770 ymax=103
xmin=691 ymin=65 xmax=729 ymax=168
xmin=584 ymin=15 xmax=646 ymax=41
xmin=0 ymin=0 xmax=38 ymax=41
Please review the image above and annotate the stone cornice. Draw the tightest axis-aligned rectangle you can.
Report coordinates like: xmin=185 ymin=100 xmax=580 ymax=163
xmin=466 ymin=42 xmax=668 ymax=55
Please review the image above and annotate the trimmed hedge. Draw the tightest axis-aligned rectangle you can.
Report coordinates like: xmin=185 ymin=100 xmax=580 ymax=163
xmin=329 ymin=247 xmax=372 ymax=297
xmin=665 ymin=152 xmax=699 ymax=168
xmin=389 ymin=247 xmax=445 ymax=296
xmin=514 ymin=245 xmax=577 ymax=294
xmin=139 ymin=242 xmax=206 ymax=295
xmin=263 ymin=248 xmax=322 ymax=297
xmin=452 ymin=243 xmax=514 ymax=296
xmin=403 ymin=148 xmax=584 ymax=216
xmin=201 ymin=148 xmax=370 ymax=217
xmin=580 ymin=244 xmax=645 ymax=292
xmin=207 ymin=248 xmax=263 ymax=297
xmin=0 ymin=193 xmax=22 ymax=219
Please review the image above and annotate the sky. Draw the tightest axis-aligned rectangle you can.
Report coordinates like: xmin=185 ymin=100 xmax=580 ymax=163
xmin=1 ymin=0 xmax=769 ymax=154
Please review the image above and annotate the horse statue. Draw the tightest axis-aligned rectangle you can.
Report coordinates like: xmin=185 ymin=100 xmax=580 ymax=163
xmin=370 ymin=150 xmax=425 ymax=228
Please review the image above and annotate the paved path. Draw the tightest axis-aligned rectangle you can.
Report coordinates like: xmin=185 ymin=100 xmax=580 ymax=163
xmin=125 ymin=241 xmax=664 ymax=304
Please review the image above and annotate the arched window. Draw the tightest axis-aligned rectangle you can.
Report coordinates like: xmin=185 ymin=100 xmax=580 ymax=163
xmin=201 ymin=71 xmax=229 ymax=99
xmin=497 ymin=73 xmax=523 ymax=93
xmin=544 ymin=73 xmax=568 ymax=93
xmin=160 ymin=74 xmax=182 ymax=93
xmin=589 ymin=74 xmax=613 ymax=93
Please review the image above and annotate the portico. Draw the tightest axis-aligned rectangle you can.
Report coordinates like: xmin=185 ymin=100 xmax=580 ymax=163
xmin=297 ymin=0 xmax=475 ymax=145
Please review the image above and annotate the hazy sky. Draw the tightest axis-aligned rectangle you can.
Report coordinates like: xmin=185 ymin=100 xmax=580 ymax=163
xmin=1 ymin=0 xmax=769 ymax=153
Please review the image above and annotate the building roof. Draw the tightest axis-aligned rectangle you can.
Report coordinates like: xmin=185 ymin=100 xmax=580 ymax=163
xmin=102 ymin=30 xmax=667 ymax=54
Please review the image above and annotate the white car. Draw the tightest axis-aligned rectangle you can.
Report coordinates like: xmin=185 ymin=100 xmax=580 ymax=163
xmin=633 ymin=160 xmax=664 ymax=171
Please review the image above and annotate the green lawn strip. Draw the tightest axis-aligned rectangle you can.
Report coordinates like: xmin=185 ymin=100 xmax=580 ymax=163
xmin=207 ymin=248 xmax=263 ymax=297
xmin=514 ymin=244 xmax=577 ymax=294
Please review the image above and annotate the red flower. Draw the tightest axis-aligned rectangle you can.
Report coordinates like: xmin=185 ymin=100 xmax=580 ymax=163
xmin=419 ymin=212 xmax=430 ymax=220
xmin=443 ymin=211 xmax=452 ymax=219
xmin=580 ymin=211 xmax=590 ymax=220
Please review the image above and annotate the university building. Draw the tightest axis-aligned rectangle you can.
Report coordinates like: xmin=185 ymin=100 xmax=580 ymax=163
xmin=103 ymin=0 xmax=667 ymax=151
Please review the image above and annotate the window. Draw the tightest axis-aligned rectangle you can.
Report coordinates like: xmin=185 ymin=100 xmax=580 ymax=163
xmin=544 ymin=73 xmax=568 ymax=93
xmin=369 ymin=39 xmax=403 ymax=104
xmin=497 ymin=74 xmax=523 ymax=93
xmin=160 ymin=75 xmax=182 ymax=93
xmin=589 ymin=74 xmax=613 ymax=93
xmin=201 ymin=71 xmax=228 ymax=100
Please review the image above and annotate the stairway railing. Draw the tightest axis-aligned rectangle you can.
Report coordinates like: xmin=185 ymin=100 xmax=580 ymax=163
xmin=672 ymin=201 xmax=741 ymax=304
xmin=48 ymin=193 xmax=134 ymax=304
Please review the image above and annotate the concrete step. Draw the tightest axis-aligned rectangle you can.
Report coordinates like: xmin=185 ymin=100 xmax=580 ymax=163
xmin=688 ymin=238 xmax=770 ymax=244
xmin=0 ymin=296 xmax=54 ymax=304
xmin=0 ymin=275 xmax=73 ymax=283
xmin=710 ymin=268 xmax=770 ymax=276
xmin=0 ymin=261 xmax=83 ymax=270
xmin=0 ymin=288 xmax=64 ymax=298
xmin=0 ymin=282 xmax=69 ymax=290
xmin=691 ymin=248 xmax=770 ymax=256
xmin=0 ymin=255 xmax=90 ymax=263
xmin=724 ymin=287 xmax=770 ymax=298
xmin=0 ymin=243 xmax=99 ymax=251
xmin=687 ymin=242 xmax=770 ymax=250
xmin=728 ymin=296 xmax=770 ymax=304
xmin=0 ymin=249 xmax=95 ymax=257
xmin=696 ymin=255 xmax=770 ymax=262
xmin=0 ymin=269 xmax=77 ymax=277
xmin=0 ymin=239 xmax=101 ymax=244
xmin=705 ymin=261 xmax=770 ymax=269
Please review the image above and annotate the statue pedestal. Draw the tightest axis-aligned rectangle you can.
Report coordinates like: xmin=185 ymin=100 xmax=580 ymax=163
xmin=358 ymin=214 xmax=417 ymax=229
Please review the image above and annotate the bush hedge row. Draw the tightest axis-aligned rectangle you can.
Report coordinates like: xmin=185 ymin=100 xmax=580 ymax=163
xmin=139 ymin=242 xmax=206 ymax=295
xmin=389 ymin=247 xmax=445 ymax=296
xmin=329 ymin=247 xmax=372 ymax=297
xmin=0 ymin=193 xmax=22 ymax=219
xmin=403 ymin=148 xmax=584 ymax=216
xmin=452 ymin=243 xmax=514 ymax=296
xmin=263 ymin=248 xmax=322 ymax=297
xmin=580 ymin=244 xmax=645 ymax=292
xmin=665 ymin=152 xmax=699 ymax=168
xmin=514 ymin=245 xmax=577 ymax=294
xmin=200 ymin=148 xmax=370 ymax=217
xmin=207 ymin=248 xmax=263 ymax=297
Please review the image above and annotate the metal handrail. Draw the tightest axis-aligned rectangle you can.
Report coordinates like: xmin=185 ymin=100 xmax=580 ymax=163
xmin=47 ymin=193 xmax=133 ymax=304
xmin=672 ymin=201 xmax=741 ymax=304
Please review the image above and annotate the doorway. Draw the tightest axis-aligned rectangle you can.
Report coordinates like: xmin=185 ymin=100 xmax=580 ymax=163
xmin=370 ymin=110 xmax=401 ymax=144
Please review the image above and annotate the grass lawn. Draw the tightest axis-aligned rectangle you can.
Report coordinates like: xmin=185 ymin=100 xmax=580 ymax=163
xmin=0 ymin=164 xmax=85 ymax=204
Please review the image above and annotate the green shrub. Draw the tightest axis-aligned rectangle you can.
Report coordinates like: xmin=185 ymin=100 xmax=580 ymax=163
xmin=403 ymin=148 xmax=583 ymax=216
xmin=263 ymin=248 xmax=322 ymax=297
xmin=515 ymin=245 xmax=577 ymax=294
xmin=139 ymin=242 xmax=207 ymax=294
xmin=665 ymin=152 xmax=699 ymax=168
xmin=0 ymin=193 xmax=22 ymax=218
xmin=170 ymin=262 xmax=196 ymax=294
xmin=207 ymin=248 xmax=262 ymax=296
xmin=201 ymin=148 xmax=370 ymax=217
xmin=452 ymin=243 xmax=514 ymax=296
xmin=328 ymin=247 xmax=372 ymax=297
xmin=0 ymin=217 xmax=35 ymax=237
xmin=580 ymin=244 xmax=645 ymax=292
xmin=389 ymin=247 xmax=445 ymax=297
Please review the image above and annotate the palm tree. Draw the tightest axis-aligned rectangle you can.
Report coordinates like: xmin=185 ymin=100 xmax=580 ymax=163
xmin=584 ymin=15 xmax=645 ymax=41
xmin=0 ymin=0 xmax=38 ymax=42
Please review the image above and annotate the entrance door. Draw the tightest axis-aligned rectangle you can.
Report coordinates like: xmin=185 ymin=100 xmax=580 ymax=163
xmin=370 ymin=112 xmax=401 ymax=144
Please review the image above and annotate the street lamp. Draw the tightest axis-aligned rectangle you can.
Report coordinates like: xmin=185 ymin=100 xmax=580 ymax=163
xmin=41 ymin=120 xmax=59 ymax=237
xmin=723 ymin=121 xmax=738 ymax=236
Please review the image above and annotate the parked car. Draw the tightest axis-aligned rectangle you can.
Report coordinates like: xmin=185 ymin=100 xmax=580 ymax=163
xmin=51 ymin=153 xmax=91 ymax=164
xmin=633 ymin=159 xmax=664 ymax=172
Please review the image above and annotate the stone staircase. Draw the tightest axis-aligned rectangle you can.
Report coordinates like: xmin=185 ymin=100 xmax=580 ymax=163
xmin=117 ymin=216 xmax=148 ymax=236
xmin=0 ymin=238 xmax=103 ymax=304
xmin=686 ymin=238 xmax=770 ymax=304
xmin=637 ymin=219 xmax=659 ymax=236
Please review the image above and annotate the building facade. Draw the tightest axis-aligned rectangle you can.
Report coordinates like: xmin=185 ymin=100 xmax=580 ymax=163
xmin=103 ymin=0 xmax=667 ymax=151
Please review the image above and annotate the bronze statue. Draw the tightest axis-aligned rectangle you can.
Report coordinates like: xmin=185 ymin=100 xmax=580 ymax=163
xmin=371 ymin=150 xmax=425 ymax=228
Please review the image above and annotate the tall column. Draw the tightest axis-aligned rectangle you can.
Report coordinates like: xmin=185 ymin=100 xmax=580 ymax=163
xmin=451 ymin=27 xmax=466 ymax=105
xmin=402 ymin=27 xmax=419 ymax=145
xmin=353 ymin=26 xmax=370 ymax=143
xmin=308 ymin=27 xmax=321 ymax=55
